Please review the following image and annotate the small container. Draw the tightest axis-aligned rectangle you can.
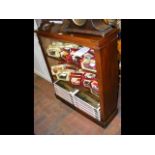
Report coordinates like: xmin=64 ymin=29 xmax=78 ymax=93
xmin=90 ymin=80 xmax=99 ymax=96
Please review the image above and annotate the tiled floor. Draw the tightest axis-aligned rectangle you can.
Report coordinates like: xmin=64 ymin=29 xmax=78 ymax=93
xmin=34 ymin=74 xmax=121 ymax=135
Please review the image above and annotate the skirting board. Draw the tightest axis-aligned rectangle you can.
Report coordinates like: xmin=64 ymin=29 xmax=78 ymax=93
xmin=34 ymin=69 xmax=52 ymax=83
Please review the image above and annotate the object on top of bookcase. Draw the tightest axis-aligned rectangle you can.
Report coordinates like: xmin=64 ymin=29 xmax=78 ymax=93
xmin=62 ymin=19 xmax=113 ymax=37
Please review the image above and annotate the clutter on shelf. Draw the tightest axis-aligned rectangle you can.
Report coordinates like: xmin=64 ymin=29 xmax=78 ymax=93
xmin=48 ymin=41 xmax=99 ymax=96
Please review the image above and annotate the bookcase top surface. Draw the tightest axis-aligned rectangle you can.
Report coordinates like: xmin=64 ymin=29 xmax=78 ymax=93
xmin=35 ymin=29 xmax=118 ymax=49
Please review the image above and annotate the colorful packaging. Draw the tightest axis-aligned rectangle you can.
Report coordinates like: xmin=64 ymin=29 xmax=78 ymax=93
xmin=81 ymin=58 xmax=96 ymax=73
xmin=46 ymin=45 xmax=61 ymax=58
xmin=82 ymin=79 xmax=92 ymax=88
xmin=90 ymin=80 xmax=99 ymax=96
xmin=83 ymin=72 xmax=96 ymax=79
xmin=70 ymin=72 xmax=83 ymax=86
xmin=56 ymin=69 xmax=75 ymax=81
xmin=51 ymin=64 xmax=67 ymax=75
xmin=60 ymin=50 xmax=70 ymax=61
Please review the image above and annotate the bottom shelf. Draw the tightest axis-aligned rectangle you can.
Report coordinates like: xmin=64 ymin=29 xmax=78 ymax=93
xmin=54 ymin=80 xmax=101 ymax=121
xmin=55 ymin=94 xmax=118 ymax=128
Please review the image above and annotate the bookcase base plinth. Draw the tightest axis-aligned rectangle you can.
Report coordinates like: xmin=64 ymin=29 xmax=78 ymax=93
xmin=101 ymin=108 xmax=118 ymax=127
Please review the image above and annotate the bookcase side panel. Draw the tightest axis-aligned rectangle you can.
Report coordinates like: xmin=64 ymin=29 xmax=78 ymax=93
xmin=100 ymin=35 xmax=119 ymax=122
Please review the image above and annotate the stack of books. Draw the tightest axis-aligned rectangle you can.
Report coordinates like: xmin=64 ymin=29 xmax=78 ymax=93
xmin=54 ymin=80 xmax=78 ymax=105
xmin=73 ymin=90 xmax=101 ymax=121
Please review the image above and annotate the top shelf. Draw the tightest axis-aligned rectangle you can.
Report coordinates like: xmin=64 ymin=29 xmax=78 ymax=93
xmin=35 ymin=29 xmax=118 ymax=50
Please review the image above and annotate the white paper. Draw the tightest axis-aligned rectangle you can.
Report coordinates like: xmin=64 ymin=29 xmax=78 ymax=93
xmin=73 ymin=47 xmax=90 ymax=57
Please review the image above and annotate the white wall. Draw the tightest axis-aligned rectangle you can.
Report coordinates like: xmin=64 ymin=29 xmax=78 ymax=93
xmin=34 ymin=20 xmax=51 ymax=83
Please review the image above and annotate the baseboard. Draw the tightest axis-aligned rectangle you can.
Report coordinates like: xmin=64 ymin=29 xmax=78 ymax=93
xmin=34 ymin=69 xmax=52 ymax=83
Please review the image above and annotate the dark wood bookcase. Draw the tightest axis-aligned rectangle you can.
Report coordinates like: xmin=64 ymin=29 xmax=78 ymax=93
xmin=36 ymin=28 xmax=119 ymax=127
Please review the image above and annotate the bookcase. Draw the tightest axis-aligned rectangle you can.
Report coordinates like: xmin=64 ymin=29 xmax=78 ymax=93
xmin=36 ymin=28 xmax=119 ymax=127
